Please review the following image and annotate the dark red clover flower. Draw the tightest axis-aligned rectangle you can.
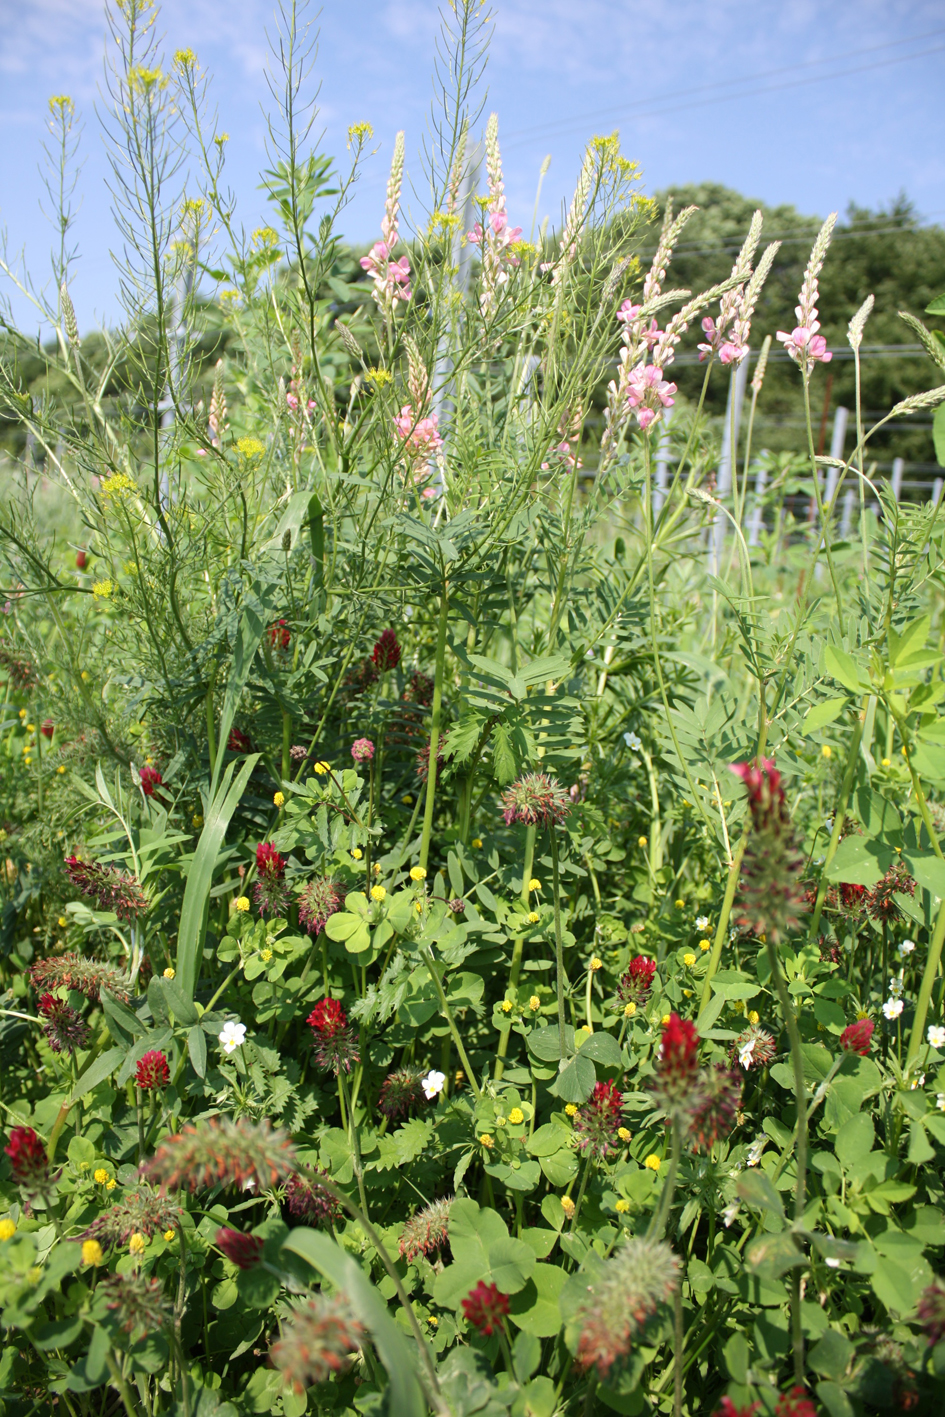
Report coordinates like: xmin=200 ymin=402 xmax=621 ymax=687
xmin=371 ymin=629 xmax=401 ymax=672
xmin=714 ymin=1401 xmax=760 ymax=1417
xmin=227 ymin=727 xmax=252 ymax=753
xmin=307 ymin=998 xmax=359 ymax=1075
xmin=254 ymin=842 xmax=288 ymax=917
xmin=37 ymin=992 xmax=91 ymax=1054
xmin=867 ymin=863 xmax=915 ymax=923
xmin=650 ymin=1013 xmax=701 ymax=1117
xmin=618 ymin=955 xmax=657 ymax=1005
xmin=572 ymin=1080 xmax=626 ymax=1160
xmin=65 ymin=856 xmax=149 ymax=921
xmin=216 ymin=1227 xmax=265 ymax=1269
xmin=284 ymin=1167 xmax=341 ymax=1226
xmin=730 ymin=1024 xmax=777 ymax=1072
xmin=378 ymin=1067 xmax=427 ymax=1121
xmin=138 ymin=765 xmax=163 ymax=797
xmin=41 ymin=719 xmax=54 ymax=739
xmin=730 ymin=758 xmax=806 ymax=943
xmin=268 ymin=620 xmax=290 ymax=651
xmin=297 ymin=876 xmax=343 ymax=937
xmin=501 ymin=771 xmax=572 ymax=828
xmin=5 ymin=1126 xmax=49 ymax=1192
xmin=774 ymin=1390 xmax=817 ymax=1417
xmin=840 ymin=1018 xmax=875 ymax=1056
xmin=462 ymin=1280 xmax=510 ymax=1336
xmin=30 ymin=953 xmax=131 ymax=1004
xmin=135 ymin=1050 xmax=170 ymax=1090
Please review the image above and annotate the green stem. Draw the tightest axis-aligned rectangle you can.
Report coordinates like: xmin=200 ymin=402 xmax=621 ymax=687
xmin=648 ymin=1116 xmax=683 ymax=1240
xmin=421 ymin=946 xmax=481 ymax=1100
xmin=808 ymin=698 xmax=867 ymax=938
xmin=699 ymin=835 xmax=747 ymax=1012
xmin=550 ymin=829 xmax=568 ymax=1066
xmin=419 ymin=582 xmax=450 ymax=872
xmin=907 ymin=895 xmax=945 ymax=1073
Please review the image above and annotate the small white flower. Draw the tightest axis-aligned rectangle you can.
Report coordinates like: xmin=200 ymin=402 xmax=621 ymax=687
xmin=738 ymin=1039 xmax=757 ymax=1070
xmin=421 ymin=1069 xmax=446 ymax=1100
xmin=825 ymin=1257 xmax=841 ymax=1269
xmin=746 ymin=1137 xmax=766 ymax=1167
xmin=696 ymin=915 xmax=710 ymax=932
xmin=624 ymin=731 xmax=642 ymax=751
xmin=824 ymin=818 xmax=834 ymax=834
xmin=927 ymin=1025 xmax=945 ymax=1049
xmin=899 ymin=940 xmax=916 ymax=957
xmin=882 ymin=998 xmax=904 ymax=1020
xmin=888 ymin=975 xmax=904 ymax=998
xmin=722 ymin=1203 xmax=739 ymax=1228
xmin=219 ymin=1020 xmax=246 ymax=1054
xmin=937 ymin=1093 xmax=945 ymax=1112
xmin=909 ymin=1074 xmax=926 ymax=1089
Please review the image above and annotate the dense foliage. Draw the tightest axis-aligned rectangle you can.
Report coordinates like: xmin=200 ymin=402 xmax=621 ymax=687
xmin=2 ymin=4 xmax=945 ymax=1417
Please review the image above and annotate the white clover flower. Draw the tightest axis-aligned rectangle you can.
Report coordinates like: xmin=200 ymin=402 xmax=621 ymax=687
xmin=882 ymin=998 xmax=904 ymax=1020
xmin=927 ymin=1025 xmax=945 ymax=1049
xmin=738 ymin=1038 xmax=757 ymax=1070
xmin=888 ymin=976 xmax=904 ymax=998
xmin=219 ymin=1020 xmax=247 ymax=1054
xmin=696 ymin=915 xmax=710 ymax=932
xmin=421 ymin=1069 xmax=446 ymax=1099
xmin=909 ymin=1074 xmax=926 ymax=1089
xmin=899 ymin=939 xmax=916 ymax=957
xmin=825 ymin=1257 xmax=841 ymax=1269
xmin=824 ymin=818 xmax=834 ymax=834
xmin=624 ymin=731 xmax=642 ymax=751
xmin=937 ymin=1093 xmax=945 ymax=1112
xmin=722 ymin=1203 xmax=739 ymax=1228
xmin=746 ymin=1137 xmax=766 ymax=1167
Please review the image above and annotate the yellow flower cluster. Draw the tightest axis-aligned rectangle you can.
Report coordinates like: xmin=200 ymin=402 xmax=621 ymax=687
xmin=100 ymin=471 xmax=138 ymax=499
xmin=371 ymin=885 xmax=386 ymax=903
xmin=236 ymin=437 xmax=265 ymax=459
xmin=92 ymin=579 xmax=113 ymax=599
xmin=410 ymin=866 xmax=426 ymax=881
xmin=235 ymin=896 xmax=250 ymax=913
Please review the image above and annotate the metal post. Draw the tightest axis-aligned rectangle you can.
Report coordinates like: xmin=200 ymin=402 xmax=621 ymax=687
xmin=934 ymin=477 xmax=943 ymax=507
xmin=654 ymin=409 xmax=673 ymax=514
xmin=891 ymin=457 xmax=904 ymax=500
xmin=747 ymin=462 xmax=768 ymax=546
xmin=712 ymin=361 xmax=749 ymax=574
xmin=824 ymin=405 xmax=848 ymax=506
xmin=840 ymin=488 xmax=855 ymax=539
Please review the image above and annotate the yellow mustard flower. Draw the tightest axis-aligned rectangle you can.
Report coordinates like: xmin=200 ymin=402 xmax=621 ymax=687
xmin=128 ymin=1233 xmax=146 ymax=1255
xmin=529 ymin=995 xmax=541 ymax=1011
xmin=644 ymin=1154 xmax=661 ymax=1171
xmin=273 ymin=791 xmax=285 ymax=807
xmin=409 ymin=866 xmax=427 ymax=881
xmin=0 ymin=1219 xmax=16 ymax=1241
xmin=236 ymin=437 xmax=265 ymax=459
xmin=560 ymin=1196 xmax=576 ymax=1218
xmin=508 ymin=1108 xmax=524 ymax=1125
xmin=615 ymin=1199 xmax=631 ymax=1214
xmin=92 ymin=579 xmax=113 ymax=599
xmin=81 ymin=1239 xmax=103 ymax=1266
xmin=235 ymin=896 xmax=250 ymax=913
xmin=100 ymin=471 xmax=138 ymax=499
xmin=371 ymin=885 xmax=386 ymax=903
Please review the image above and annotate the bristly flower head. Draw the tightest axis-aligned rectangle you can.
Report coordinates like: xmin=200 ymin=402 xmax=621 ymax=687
xmin=351 ymin=737 xmax=375 ymax=763
xmin=371 ymin=629 xmax=401 ymax=671
xmin=4 ymin=1126 xmax=49 ymax=1194
xmin=254 ymin=842 xmax=288 ymax=917
xmin=268 ymin=619 xmax=290 ymax=651
xmin=30 ymin=953 xmax=132 ymax=1005
xmin=840 ymin=1018 xmax=875 ymax=1056
xmin=687 ymin=1066 xmax=742 ymax=1151
xmin=227 ymin=726 xmax=252 ymax=753
xmin=307 ymin=998 xmax=360 ymax=1075
xmin=867 ymin=863 xmax=915 ymax=924
xmin=730 ymin=759 xmax=806 ymax=944
xmin=143 ymin=1117 xmax=297 ymax=1194
xmin=378 ymin=1067 xmax=427 ymax=1121
xmin=284 ymin=1166 xmax=341 ymax=1226
xmin=774 ymin=1389 xmax=818 ymax=1417
xmin=617 ymin=955 xmax=657 ymax=1005
xmin=100 ymin=1271 xmax=173 ymax=1341
xmin=731 ymin=1024 xmax=778 ymax=1071
xmin=462 ymin=1280 xmax=510 ymax=1336
xmin=574 ymin=1236 xmax=680 ymax=1378
xmin=399 ymin=1197 xmax=452 ymax=1263
xmin=650 ymin=1013 xmax=701 ymax=1117
xmin=84 ymin=1186 xmax=180 ymax=1250
xmin=37 ymin=992 xmax=91 ymax=1054
xmin=65 ymin=856 xmax=149 ymax=921
xmin=501 ymin=772 xmax=572 ymax=828
xmin=713 ymin=1401 xmax=760 ymax=1417
xmin=572 ymin=1081 xmax=626 ymax=1161
xmin=138 ymin=765 xmax=162 ymax=797
xmin=216 ymin=1227 xmax=264 ymax=1269
xmin=135 ymin=1050 xmax=170 ymax=1090
xmin=916 ymin=1278 xmax=945 ymax=1346
xmin=271 ymin=1294 xmax=365 ymax=1394
xmin=297 ymin=876 xmax=343 ymax=937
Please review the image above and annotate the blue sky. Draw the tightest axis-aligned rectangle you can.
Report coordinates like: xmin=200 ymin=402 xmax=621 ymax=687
xmin=1 ymin=0 xmax=943 ymax=331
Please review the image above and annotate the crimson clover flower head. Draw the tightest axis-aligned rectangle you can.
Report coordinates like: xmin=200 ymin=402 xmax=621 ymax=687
xmin=730 ymin=758 xmax=806 ymax=943
xmin=405 ymin=670 xmax=434 ymax=705
xmin=462 ymin=1280 xmax=510 ymax=1336
xmin=268 ymin=620 xmax=291 ymax=650
xmin=101 ymin=1272 xmax=173 ymax=1341
xmin=135 ymin=1050 xmax=170 ymax=1090
xmin=650 ymin=1013 xmax=701 ymax=1115
xmin=41 ymin=719 xmax=54 ymax=739
xmin=30 ymin=953 xmax=132 ymax=1004
xmin=840 ymin=1018 xmax=875 ymax=1056
xmin=307 ymin=997 xmax=347 ymax=1035
xmin=297 ymin=876 xmax=343 ymax=937
xmin=572 ymin=1080 xmax=626 ymax=1161
xmin=227 ymin=727 xmax=252 ymax=752
xmin=139 ymin=766 xmax=162 ymax=797
xmin=916 ymin=1278 xmax=945 ymax=1346
xmin=83 ymin=1186 xmax=180 ymax=1249
xmin=256 ymin=842 xmax=286 ymax=877
xmin=4 ymin=1126 xmax=49 ymax=1192
xmin=687 ymin=1066 xmax=742 ymax=1152
xmin=774 ymin=1389 xmax=817 ymax=1417
xmin=575 ymin=1236 xmax=680 ymax=1378
xmin=501 ymin=771 xmax=572 ymax=828
xmin=730 ymin=758 xmax=784 ymax=829
xmin=840 ymin=882 xmax=868 ymax=912
xmin=255 ymin=842 xmax=288 ymax=916
xmin=216 ymin=1227 xmax=265 ymax=1269
xmin=415 ymin=738 xmax=445 ymax=783
xmin=37 ymin=992 xmax=91 ymax=1054
xmin=713 ymin=1401 xmax=760 ymax=1417
xmin=730 ymin=1024 xmax=778 ymax=1072
xmin=378 ymin=1067 xmax=427 ymax=1120
xmin=618 ymin=955 xmax=657 ymax=1005
xmin=351 ymin=737 xmax=375 ymax=763
xmin=143 ymin=1116 xmax=297 ymax=1193
xmin=65 ymin=856 xmax=149 ymax=922
xmin=284 ymin=1167 xmax=341 ymax=1225
xmin=271 ymin=1295 xmax=365 ymax=1394
xmin=399 ymin=1197 xmax=452 ymax=1262
xmin=307 ymin=998 xmax=359 ymax=1074
xmin=867 ymin=863 xmax=915 ymax=923
xmin=371 ymin=629 xmax=402 ymax=671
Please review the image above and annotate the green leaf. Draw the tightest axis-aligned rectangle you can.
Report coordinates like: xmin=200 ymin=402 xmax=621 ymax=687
xmin=548 ymin=1055 xmax=596 ymax=1104
xmin=736 ymin=1169 xmax=786 ymax=1219
xmin=176 ymin=754 xmax=259 ymax=999
xmin=99 ymin=988 xmax=144 ymax=1040
xmin=526 ymin=1124 xmax=568 ymax=1158
xmin=237 ymin=1265 xmax=281 ymax=1308
xmin=159 ymin=975 xmax=198 ymax=1027
xmin=926 ymin=292 xmax=945 ymax=315
xmin=802 ymin=698 xmax=848 ymax=734
xmin=934 ymin=402 xmax=945 ymax=468
xmin=723 ymin=1330 xmax=750 ymax=1384
xmin=823 ymin=645 xmax=865 ymax=694
xmin=508 ymin=1263 xmax=567 ymax=1337
xmin=188 ymin=1024 xmax=207 ymax=1079
xmin=212 ymin=608 xmax=267 ymax=798
xmin=889 ymin=615 xmax=930 ymax=668
xmin=487 ymin=1235 xmax=537 ymax=1294
xmin=836 ymin=1113 xmax=875 ymax=1169
xmin=825 ymin=835 xmax=892 ymax=886
xmin=577 ymin=1031 xmax=622 ymax=1066
xmin=67 ymin=1047 xmax=124 ymax=1106
xmin=809 ymin=1328 xmax=854 ymax=1380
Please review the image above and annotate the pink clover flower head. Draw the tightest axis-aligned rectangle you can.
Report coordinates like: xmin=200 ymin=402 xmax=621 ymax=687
xmin=351 ymin=737 xmax=375 ymax=764
xmin=501 ymin=771 xmax=572 ymax=828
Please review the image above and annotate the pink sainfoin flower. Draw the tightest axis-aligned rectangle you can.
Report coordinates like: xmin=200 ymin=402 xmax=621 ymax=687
xmin=467 ymin=114 xmax=522 ymax=316
xmin=394 ymin=405 xmax=443 ymax=464
xmin=697 ymin=211 xmax=764 ymax=365
xmin=777 ymin=213 xmax=837 ymax=369
xmin=626 ymin=363 xmax=677 ymax=431
xmin=360 ymin=132 xmax=412 ymax=313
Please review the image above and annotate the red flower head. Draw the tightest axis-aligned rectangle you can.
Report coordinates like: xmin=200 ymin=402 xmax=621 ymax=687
xmin=5 ymin=1126 xmax=49 ymax=1192
xmin=867 ymin=863 xmax=915 ymax=924
xmin=284 ymin=1167 xmax=341 ymax=1226
xmin=618 ymin=955 xmax=657 ymax=1005
xmin=307 ymin=998 xmax=347 ymax=1035
xmin=227 ymin=727 xmax=251 ymax=753
xmin=371 ymin=629 xmax=401 ymax=672
xmin=572 ymin=1080 xmax=626 ymax=1160
xmin=76 ymin=550 xmax=88 ymax=570
xmin=65 ymin=856 xmax=149 ymax=921
xmin=839 ymin=882 xmax=867 ymax=912
xmin=257 ymin=842 xmax=286 ymax=877
xmin=501 ymin=772 xmax=572 ymax=828
xmin=650 ymin=1013 xmax=701 ymax=1117
xmin=730 ymin=758 xmax=806 ymax=943
xmin=731 ymin=1024 xmax=777 ymax=1072
xmin=297 ymin=876 xmax=343 ymax=937
xmin=37 ymin=993 xmax=91 ymax=1054
xmin=41 ymin=719 xmax=54 ymax=739
xmin=307 ymin=998 xmax=359 ymax=1075
xmin=139 ymin=766 xmax=162 ymax=797
xmin=462 ymin=1280 xmax=510 ymax=1336
xmin=774 ymin=1390 xmax=817 ymax=1417
xmin=713 ymin=1401 xmax=760 ymax=1417
xmin=351 ymin=737 xmax=375 ymax=764
xmin=268 ymin=620 xmax=290 ymax=651
xmin=136 ymin=1050 xmax=170 ymax=1090
xmin=216 ymin=1227 xmax=265 ymax=1269
xmin=730 ymin=758 xmax=783 ymax=825
xmin=840 ymin=1018 xmax=874 ymax=1056
xmin=255 ymin=843 xmax=288 ymax=917
xmin=378 ymin=1067 xmax=427 ymax=1120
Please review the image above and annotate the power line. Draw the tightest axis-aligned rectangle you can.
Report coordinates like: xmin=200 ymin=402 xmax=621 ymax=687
xmin=633 ymin=217 xmax=945 ymax=262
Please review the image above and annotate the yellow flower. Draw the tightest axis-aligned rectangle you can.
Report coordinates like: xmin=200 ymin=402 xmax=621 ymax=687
xmin=675 ymin=898 xmax=685 ymax=909
xmin=565 ymin=1103 xmax=578 ymax=1117
xmin=638 ymin=836 xmax=648 ymax=849
xmin=235 ymin=896 xmax=250 ymax=913
xmin=683 ymin=952 xmax=696 ymax=967
xmin=414 ymin=900 xmax=423 ymax=913
xmin=624 ymin=1001 xmax=637 ymax=1017
xmin=128 ymin=1233 xmax=146 ymax=1255
xmin=24 ymin=757 xmax=32 ymax=766
xmin=901 ymin=745 xmax=908 ymax=757
xmin=106 ymin=1179 xmax=117 ymax=1191
xmin=427 ymin=1314 xmax=439 ymax=1327
xmin=661 ymin=1014 xmax=670 ymax=1025
xmin=529 ymin=995 xmax=541 ymax=1011
xmin=100 ymin=471 xmax=138 ymax=500
xmin=732 ymin=999 xmax=745 ymax=1014
xmin=508 ymin=1108 xmax=524 ymax=1125
xmin=57 ymin=764 xmax=66 ymax=773
xmin=93 ymin=1168 xmax=110 ymax=1185
xmin=402 ymin=794 xmax=414 ymax=805
xmin=528 ymin=878 xmax=541 ymax=891
xmin=495 ymin=1115 xmax=507 ymax=1127
xmin=0 ymin=1219 xmax=16 ymax=1241
xmin=821 ymin=744 xmax=832 ymax=759
xmin=163 ymin=967 xmax=175 ymax=979
xmin=617 ymin=1127 xmax=631 ymax=1142
xmin=92 ymin=579 xmax=113 ymax=599
xmin=58 ymin=916 xmax=68 ymax=927
xmin=471 ymin=838 xmax=483 ymax=849
xmin=273 ymin=791 xmax=285 ymax=807
xmin=560 ymin=1196 xmax=576 ymax=1218
xmin=192 ymin=813 xmax=203 ymax=828
xmin=615 ymin=1199 xmax=630 ymax=1214
xmin=351 ymin=847 xmax=363 ymax=860
xmin=81 ymin=1239 xmax=103 ymax=1266
xmin=80 ymin=670 xmax=89 ymax=680
xmin=164 ymin=1229 xmax=175 ymax=1242
xmin=479 ymin=1134 xmax=494 ymax=1149
xmin=314 ymin=761 xmax=330 ymax=775
xmin=410 ymin=866 xmax=427 ymax=881
xmin=261 ymin=948 xmax=272 ymax=963
xmin=699 ymin=938 xmax=711 ymax=951
xmin=501 ymin=1000 xmax=513 ymax=1013
xmin=236 ymin=437 xmax=265 ymax=459
xmin=18 ymin=708 xmax=26 ymax=719
xmin=748 ymin=1010 xmax=760 ymax=1025
xmin=371 ymin=885 xmax=386 ymax=903
xmin=881 ymin=757 xmax=891 ymax=767
xmin=644 ymin=1154 xmax=661 ymax=1171
xmin=26 ymin=723 xmax=35 ymax=733
xmin=590 ymin=956 xmax=603 ymax=971
xmin=527 ymin=911 xmax=540 ymax=923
